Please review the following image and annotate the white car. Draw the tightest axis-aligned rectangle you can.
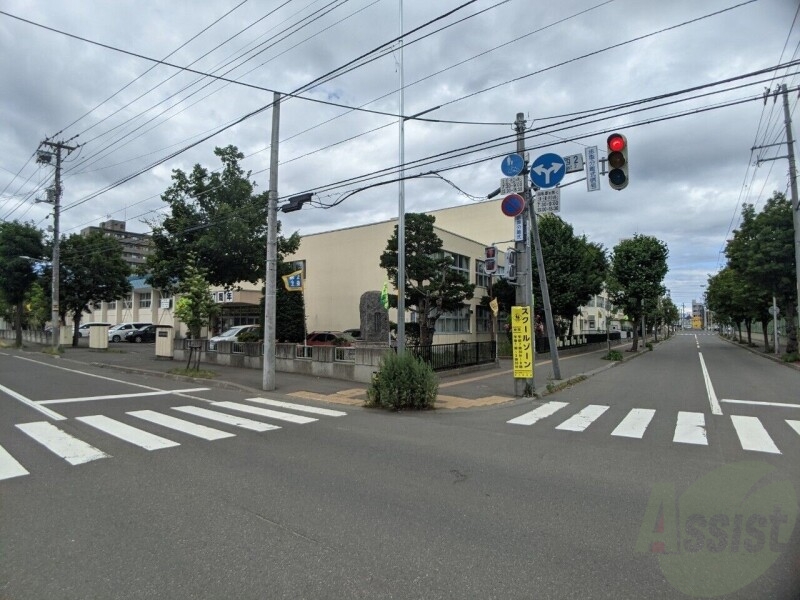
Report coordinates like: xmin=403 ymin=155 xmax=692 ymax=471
xmin=108 ymin=322 xmax=151 ymax=342
xmin=208 ymin=325 xmax=259 ymax=349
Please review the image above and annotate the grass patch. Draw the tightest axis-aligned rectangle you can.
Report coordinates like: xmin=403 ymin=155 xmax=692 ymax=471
xmin=782 ymin=353 xmax=800 ymax=363
xmin=603 ymin=350 xmax=623 ymax=361
xmin=168 ymin=367 xmax=217 ymax=379
xmin=545 ymin=375 xmax=587 ymax=395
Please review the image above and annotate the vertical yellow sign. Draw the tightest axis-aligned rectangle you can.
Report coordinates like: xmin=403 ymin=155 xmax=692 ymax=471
xmin=511 ymin=306 xmax=534 ymax=379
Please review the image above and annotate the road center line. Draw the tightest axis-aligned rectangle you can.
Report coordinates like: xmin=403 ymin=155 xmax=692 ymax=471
xmin=39 ymin=388 xmax=210 ymax=405
xmin=698 ymin=353 xmax=723 ymax=415
xmin=721 ymin=399 xmax=800 ymax=409
xmin=12 ymin=355 xmax=164 ymax=391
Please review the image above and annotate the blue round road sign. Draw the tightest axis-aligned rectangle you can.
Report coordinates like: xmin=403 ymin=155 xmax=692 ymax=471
xmin=500 ymin=153 xmax=525 ymax=177
xmin=530 ymin=153 xmax=565 ymax=189
xmin=501 ymin=193 xmax=525 ymax=217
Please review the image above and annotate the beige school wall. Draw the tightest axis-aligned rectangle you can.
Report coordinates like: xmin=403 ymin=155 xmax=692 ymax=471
xmin=286 ymin=217 xmax=500 ymax=344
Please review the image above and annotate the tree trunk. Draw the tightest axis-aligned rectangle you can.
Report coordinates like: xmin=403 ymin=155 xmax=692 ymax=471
xmin=737 ymin=322 xmax=743 ymax=341
xmin=761 ymin=318 xmax=771 ymax=352
xmin=746 ymin=320 xmax=752 ymax=345
xmin=14 ymin=301 xmax=24 ymax=347
xmin=630 ymin=319 xmax=640 ymax=352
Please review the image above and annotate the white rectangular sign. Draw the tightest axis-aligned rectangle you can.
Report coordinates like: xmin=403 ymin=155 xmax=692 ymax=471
xmin=535 ymin=188 xmax=561 ymax=213
xmin=564 ymin=153 xmax=584 ymax=173
xmin=500 ymin=176 xmax=525 ymax=195
xmin=585 ymin=146 xmax=600 ymax=192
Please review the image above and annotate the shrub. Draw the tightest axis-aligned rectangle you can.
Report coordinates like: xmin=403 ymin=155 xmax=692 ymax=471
xmin=646 ymin=342 xmax=654 ymax=351
xmin=366 ymin=351 xmax=438 ymax=411
xmin=783 ymin=352 xmax=799 ymax=363
xmin=603 ymin=350 xmax=623 ymax=361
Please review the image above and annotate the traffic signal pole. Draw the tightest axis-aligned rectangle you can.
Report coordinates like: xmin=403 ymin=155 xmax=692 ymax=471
xmin=514 ymin=114 xmax=561 ymax=394
xmin=263 ymin=92 xmax=280 ymax=391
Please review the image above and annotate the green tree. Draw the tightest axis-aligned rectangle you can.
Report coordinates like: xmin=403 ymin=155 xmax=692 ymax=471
xmin=607 ymin=234 xmax=669 ymax=351
xmin=173 ymin=261 xmax=220 ymax=339
xmin=533 ymin=214 xmax=607 ymax=335
xmin=0 ymin=221 xmax=45 ymax=346
xmin=145 ymin=145 xmax=300 ymax=294
xmin=25 ymin=282 xmax=50 ymax=331
xmin=725 ymin=193 xmax=797 ymax=353
xmin=54 ymin=231 xmax=132 ymax=346
xmin=380 ymin=213 xmax=475 ymax=347
xmin=705 ymin=267 xmax=762 ymax=344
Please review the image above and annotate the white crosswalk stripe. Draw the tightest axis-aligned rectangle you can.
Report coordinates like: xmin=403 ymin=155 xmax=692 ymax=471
xmin=787 ymin=420 xmax=800 ymax=437
xmin=611 ymin=408 xmax=656 ymax=439
xmin=0 ymin=443 xmax=29 ymax=481
xmin=16 ymin=421 xmax=109 ymax=464
xmin=76 ymin=415 xmax=179 ymax=451
xmin=555 ymin=404 xmax=609 ymax=432
xmin=172 ymin=406 xmax=281 ymax=432
xmin=213 ymin=401 xmax=318 ymax=424
xmin=507 ymin=401 xmax=569 ymax=425
xmin=128 ymin=410 xmax=235 ymax=441
xmin=245 ymin=398 xmax=347 ymax=417
xmin=672 ymin=412 xmax=708 ymax=445
xmin=731 ymin=415 xmax=781 ymax=454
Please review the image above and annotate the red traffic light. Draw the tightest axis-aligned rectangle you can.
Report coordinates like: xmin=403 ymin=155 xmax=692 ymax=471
xmin=607 ymin=134 xmax=626 ymax=153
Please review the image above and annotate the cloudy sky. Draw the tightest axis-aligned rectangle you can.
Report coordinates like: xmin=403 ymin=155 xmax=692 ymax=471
xmin=0 ymin=0 xmax=797 ymax=316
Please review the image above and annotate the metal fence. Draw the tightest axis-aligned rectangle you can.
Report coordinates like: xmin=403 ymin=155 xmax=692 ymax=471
xmin=410 ymin=341 xmax=496 ymax=372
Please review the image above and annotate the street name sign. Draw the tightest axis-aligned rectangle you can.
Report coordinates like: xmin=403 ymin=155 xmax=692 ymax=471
xmin=564 ymin=153 xmax=584 ymax=173
xmin=585 ymin=146 xmax=600 ymax=192
xmin=500 ymin=176 xmax=525 ymax=195
xmin=501 ymin=153 xmax=525 ymax=177
xmin=530 ymin=153 xmax=565 ymax=189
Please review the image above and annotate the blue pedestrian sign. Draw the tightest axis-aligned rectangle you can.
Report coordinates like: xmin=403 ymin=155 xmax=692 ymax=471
xmin=500 ymin=153 xmax=525 ymax=177
xmin=530 ymin=153 xmax=565 ymax=189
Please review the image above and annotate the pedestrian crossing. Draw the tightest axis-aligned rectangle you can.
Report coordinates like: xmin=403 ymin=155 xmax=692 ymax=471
xmin=508 ymin=401 xmax=800 ymax=455
xmin=0 ymin=398 xmax=347 ymax=482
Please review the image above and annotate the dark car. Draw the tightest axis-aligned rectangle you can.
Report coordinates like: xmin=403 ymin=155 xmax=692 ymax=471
xmin=124 ymin=324 xmax=157 ymax=343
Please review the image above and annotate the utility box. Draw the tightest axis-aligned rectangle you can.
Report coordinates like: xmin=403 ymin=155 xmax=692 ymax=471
xmin=89 ymin=324 xmax=110 ymax=350
xmin=155 ymin=325 xmax=174 ymax=359
xmin=59 ymin=326 xmax=72 ymax=346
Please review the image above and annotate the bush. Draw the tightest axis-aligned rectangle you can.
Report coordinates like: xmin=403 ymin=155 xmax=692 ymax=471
xmin=783 ymin=352 xmax=799 ymax=363
xmin=366 ymin=351 xmax=438 ymax=411
xmin=603 ymin=350 xmax=623 ymax=361
xmin=646 ymin=342 xmax=654 ymax=351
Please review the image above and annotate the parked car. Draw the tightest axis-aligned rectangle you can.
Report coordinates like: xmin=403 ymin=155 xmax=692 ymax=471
xmin=343 ymin=328 xmax=362 ymax=340
xmin=76 ymin=322 xmax=105 ymax=338
xmin=208 ymin=324 xmax=259 ymax=350
xmin=305 ymin=331 xmax=355 ymax=346
xmin=108 ymin=322 xmax=151 ymax=342
xmin=124 ymin=324 xmax=157 ymax=343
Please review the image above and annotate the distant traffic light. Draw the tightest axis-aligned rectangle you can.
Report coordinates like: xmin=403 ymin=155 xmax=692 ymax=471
xmin=484 ymin=246 xmax=497 ymax=275
xmin=606 ymin=133 xmax=628 ymax=191
xmin=504 ymin=248 xmax=517 ymax=282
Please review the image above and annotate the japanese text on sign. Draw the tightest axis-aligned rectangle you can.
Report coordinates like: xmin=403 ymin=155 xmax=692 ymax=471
xmin=511 ymin=306 xmax=534 ymax=379
xmin=535 ymin=188 xmax=560 ymax=213
xmin=585 ymin=146 xmax=600 ymax=192
xmin=500 ymin=176 xmax=525 ymax=195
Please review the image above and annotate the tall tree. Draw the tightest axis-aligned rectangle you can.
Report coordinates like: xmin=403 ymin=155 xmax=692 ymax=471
xmin=725 ymin=193 xmax=797 ymax=353
xmin=380 ymin=213 xmax=475 ymax=347
xmin=54 ymin=231 xmax=132 ymax=346
xmin=0 ymin=221 xmax=44 ymax=346
xmin=533 ymin=214 xmax=607 ymax=335
xmin=145 ymin=145 xmax=299 ymax=294
xmin=607 ymin=234 xmax=669 ymax=351
xmin=173 ymin=260 xmax=219 ymax=340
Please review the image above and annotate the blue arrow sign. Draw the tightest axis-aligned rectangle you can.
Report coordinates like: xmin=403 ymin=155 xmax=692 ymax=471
xmin=530 ymin=153 xmax=565 ymax=189
xmin=500 ymin=153 xmax=525 ymax=177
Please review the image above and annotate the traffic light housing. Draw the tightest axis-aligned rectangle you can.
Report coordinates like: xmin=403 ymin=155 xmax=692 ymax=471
xmin=504 ymin=248 xmax=517 ymax=282
xmin=607 ymin=133 xmax=628 ymax=191
xmin=484 ymin=246 xmax=497 ymax=275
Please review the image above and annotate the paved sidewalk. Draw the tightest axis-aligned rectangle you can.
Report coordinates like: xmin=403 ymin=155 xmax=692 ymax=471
xmin=6 ymin=338 xmax=652 ymax=409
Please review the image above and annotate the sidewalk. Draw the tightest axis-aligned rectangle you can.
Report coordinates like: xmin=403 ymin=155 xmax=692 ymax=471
xmin=10 ymin=338 xmax=651 ymax=409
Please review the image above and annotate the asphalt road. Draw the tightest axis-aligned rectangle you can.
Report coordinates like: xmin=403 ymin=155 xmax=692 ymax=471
xmin=1 ymin=333 xmax=798 ymax=599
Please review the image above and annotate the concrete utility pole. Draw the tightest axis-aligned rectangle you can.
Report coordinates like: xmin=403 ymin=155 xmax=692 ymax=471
xmin=39 ymin=139 xmax=77 ymax=352
xmin=263 ymin=92 xmax=280 ymax=391
xmin=779 ymin=84 xmax=800 ymax=332
xmin=396 ymin=0 xmax=407 ymax=355
xmin=514 ymin=113 xmax=561 ymax=393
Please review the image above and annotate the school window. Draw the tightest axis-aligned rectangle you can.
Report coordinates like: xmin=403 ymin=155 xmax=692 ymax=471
xmin=437 ymin=307 xmax=471 ymax=334
xmin=139 ymin=292 xmax=152 ymax=309
xmin=476 ymin=306 xmax=491 ymax=333
xmin=108 ymin=300 xmax=116 ymax=310
xmin=476 ymin=260 xmax=490 ymax=288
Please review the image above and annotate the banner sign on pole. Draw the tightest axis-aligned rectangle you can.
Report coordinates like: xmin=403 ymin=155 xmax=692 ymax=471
xmin=514 ymin=214 xmax=525 ymax=242
xmin=585 ymin=146 xmax=600 ymax=192
xmin=511 ymin=305 xmax=534 ymax=379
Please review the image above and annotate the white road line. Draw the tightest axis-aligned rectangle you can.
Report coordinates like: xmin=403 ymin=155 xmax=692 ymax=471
xmin=730 ymin=416 xmax=781 ymax=454
xmin=40 ymin=388 xmax=211 ymax=405
xmin=13 ymin=355 xmax=165 ymax=391
xmin=128 ymin=410 xmax=235 ymax=441
xmin=611 ymin=408 xmax=656 ymax=439
xmin=0 ymin=444 xmax=29 ymax=481
xmin=721 ymin=399 xmax=800 ymax=409
xmin=788 ymin=420 xmax=800 ymax=436
xmin=212 ymin=401 xmax=317 ymax=424
xmin=698 ymin=353 xmax=723 ymax=415
xmin=244 ymin=398 xmax=347 ymax=417
xmin=0 ymin=382 xmax=66 ymax=421
xmin=507 ymin=401 xmax=569 ymax=426
xmin=673 ymin=412 xmax=708 ymax=445
xmin=172 ymin=406 xmax=281 ymax=433
xmin=75 ymin=415 xmax=179 ymax=451
xmin=555 ymin=404 xmax=609 ymax=432
xmin=16 ymin=421 xmax=109 ymax=464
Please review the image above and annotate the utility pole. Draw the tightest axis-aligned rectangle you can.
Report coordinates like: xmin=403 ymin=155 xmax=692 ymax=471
xmin=514 ymin=113 xmax=561 ymax=394
xmin=757 ymin=85 xmax=800 ymax=333
xmin=263 ymin=92 xmax=280 ymax=391
xmin=39 ymin=138 xmax=77 ymax=352
xmin=396 ymin=0 xmax=407 ymax=355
